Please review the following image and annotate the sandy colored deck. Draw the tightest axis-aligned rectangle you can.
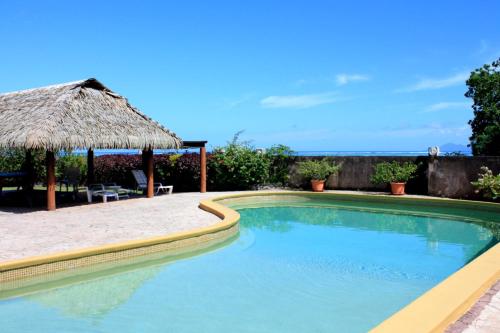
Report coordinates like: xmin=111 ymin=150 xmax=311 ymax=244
xmin=0 ymin=192 xmax=237 ymax=262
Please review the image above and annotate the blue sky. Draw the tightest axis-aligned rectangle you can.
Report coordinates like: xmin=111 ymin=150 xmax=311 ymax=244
xmin=1 ymin=1 xmax=499 ymax=151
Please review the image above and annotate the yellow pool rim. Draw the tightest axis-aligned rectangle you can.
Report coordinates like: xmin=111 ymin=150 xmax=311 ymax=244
xmin=0 ymin=191 xmax=499 ymax=333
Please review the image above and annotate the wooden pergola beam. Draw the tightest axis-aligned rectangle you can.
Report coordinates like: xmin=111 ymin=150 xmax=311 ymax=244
xmin=182 ymin=141 xmax=208 ymax=193
xmin=200 ymin=146 xmax=207 ymax=193
xmin=46 ymin=151 xmax=56 ymax=211
xmin=143 ymin=148 xmax=154 ymax=198
xmin=87 ymin=148 xmax=94 ymax=185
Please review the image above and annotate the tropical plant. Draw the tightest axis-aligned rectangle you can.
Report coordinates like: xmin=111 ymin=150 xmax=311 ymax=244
xmin=94 ymin=154 xmax=142 ymax=187
xmin=297 ymin=159 xmax=341 ymax=181
xmin=471 ymin=166 xmax=500 ymax=200
xmin=0 ymin=148 xmax=25 ymax=172
xmin=0 ymin=148 xmax=46 ymax=183
xmin=466 ymin=58 xmax=500 ymax=156
xmin=371 ymin=161 xmax=419 ymax=184
xmin=265 ymin=144 xmax=294 ymax=185
xmin=208 ymin=132 xmax=271 ymax=190
xmin=56 ymin=153 xmax=87 ymax=183
xmin=162 ymin=153 xmax=202 ymax=192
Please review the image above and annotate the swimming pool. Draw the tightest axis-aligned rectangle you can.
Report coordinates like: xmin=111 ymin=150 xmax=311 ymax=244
xmin=0 ymin=194 xmax=499 ymax=332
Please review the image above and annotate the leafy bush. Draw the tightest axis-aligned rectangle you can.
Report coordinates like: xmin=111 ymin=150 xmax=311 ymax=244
xmin=153 ymin=154 xmax=173 ymax=183
xmin=297 ymin=159 xmax=341 ymax=181
xmin=93 ymin=153 xmax=203 ymax=191
xmin=265 ymin=144 xmax=294 ymax=185
xmin=0 ymin=148 xmax=25 ymax=172
xmin=156 ymin=153 xmax=201 ymax=191
xmin=0 ymin=148 xmax=46 ymax=184
xmin=371 ymin=161 xmax=419 ymax=184
xmin=471 ymin=166 xmax=500 ymax=200
xmin=57 ymin=153 xmax=87 ymax=184
xmin=94 ymin=154 xmax=142 ymax=187
xmin=208 ymin=133 xmax=271 ymax=190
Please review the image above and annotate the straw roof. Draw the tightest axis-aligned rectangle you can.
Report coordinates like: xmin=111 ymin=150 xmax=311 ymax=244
xmin=0 ymin=78 xmax=182 ymax=150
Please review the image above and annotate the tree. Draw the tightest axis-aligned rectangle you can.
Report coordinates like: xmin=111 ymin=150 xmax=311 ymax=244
xmin=465 ymin=58 xmax=500 ymax=155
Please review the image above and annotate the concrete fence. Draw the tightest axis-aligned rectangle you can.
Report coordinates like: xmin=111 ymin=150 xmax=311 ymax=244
xmin=288 ymin=156 xmax=500 ymax=199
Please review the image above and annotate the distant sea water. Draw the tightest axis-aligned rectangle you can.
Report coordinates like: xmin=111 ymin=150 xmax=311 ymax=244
xmin=72 ymin=149 xmax=472 ymax=157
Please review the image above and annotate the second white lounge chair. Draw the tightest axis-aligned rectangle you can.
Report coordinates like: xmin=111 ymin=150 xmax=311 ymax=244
xmin=131 ymin=170 xmax=173 ymax=195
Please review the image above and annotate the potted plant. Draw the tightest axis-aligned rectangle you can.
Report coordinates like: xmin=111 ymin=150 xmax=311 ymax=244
xmin=371 ymin=161 xmax=419 ymax=195
xmin=297 ymin=159 xmax=341 ymax=192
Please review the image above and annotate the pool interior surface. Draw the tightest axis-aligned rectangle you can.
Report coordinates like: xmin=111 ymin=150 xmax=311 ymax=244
xmin=0 ymin=195 xmax=498 ymax=333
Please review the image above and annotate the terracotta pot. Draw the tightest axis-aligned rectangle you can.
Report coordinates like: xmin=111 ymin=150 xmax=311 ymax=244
xmin=390 ymin=182 xmax=406 ymax=195
xmin=311 ymin=179 xmax=325 ymax=192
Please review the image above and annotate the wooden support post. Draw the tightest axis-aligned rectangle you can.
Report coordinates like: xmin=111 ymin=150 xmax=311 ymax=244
xmin=87 ymin=148 xmax=94 ymax=185
xmin=23 ymin=150 xmax=35 ymax=192
xmin=143 ymin=149 xmax=154 ymax=198
xmin=200 ymin=146 xmax=207 ymax=193
xmin=46 ymin=151 xmax=56 ymax=211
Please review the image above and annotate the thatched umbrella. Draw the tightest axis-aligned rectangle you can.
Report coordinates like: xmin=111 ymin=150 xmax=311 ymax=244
xmin=0 ymin=78 xmax=183 ymax=210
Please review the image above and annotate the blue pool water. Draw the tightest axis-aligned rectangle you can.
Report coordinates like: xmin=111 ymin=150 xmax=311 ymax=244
xmin=0 ymin=205 xmax=496 ymax=332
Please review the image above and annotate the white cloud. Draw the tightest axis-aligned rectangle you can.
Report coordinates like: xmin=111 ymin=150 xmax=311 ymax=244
xmin=423 ymin=101 xmax=471 ymax=113
xmin=260 ymin=92 xmax=339 ymax=109
xmin=335 ymin=74 xmax=370 ymax=86
xmin=399 ymin=72 xmax=470 ymax=92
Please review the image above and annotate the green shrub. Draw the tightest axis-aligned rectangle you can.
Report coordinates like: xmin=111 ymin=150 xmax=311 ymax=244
xmin=208 ymin=133 xmax=271 ymax=190
xmin=265 ymin=144 xmax=294 ymax=185
xmin=57 ymin=153 xmax=87 ymax=184
xmin=0 ymin=148 xmax=46 ymax=183
xmin=297 ymin=159 xmax=341 ymax=181
xmin=471 ymin=166 xmax=500 ymax=200
xmin=0 ymin=148 xmax=25 ymax=172
xmin=371 ymin=161 xmax=419 ymax=184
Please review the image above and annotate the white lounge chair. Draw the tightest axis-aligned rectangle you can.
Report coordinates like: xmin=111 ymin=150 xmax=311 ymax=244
xmin=103 ymin=183 xmax=132 ymax=199
xmin=131 ymin=170 xmax=173 ymax=195
xmin=86 ymin=184 xmax=119 ymax=203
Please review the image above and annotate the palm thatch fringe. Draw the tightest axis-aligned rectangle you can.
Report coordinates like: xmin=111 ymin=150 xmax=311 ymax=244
xmin=0 ymin=78 xmax=182 ymax=151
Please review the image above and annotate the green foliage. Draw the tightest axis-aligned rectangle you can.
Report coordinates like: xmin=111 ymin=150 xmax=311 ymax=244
xmin=466 ymin=58 xmax=500 ymax=155
xmin=208 ymin=132 xmax=271 ymax=190
xmin=0 ymin=148 xmax=25 ymax=172
xmin=154 ymin=154 xmax=182 ymax=182
xmin=265 ymin=144 xmax=294 ymax=185
xmin=0 ymin=149 xmax=87 ymax=185
xmin=471 ymin=166 xmax=500 ymax=200
xmin=56 ymin=153 xmax=87 ymax=184
xmin=297 ymin=158 xmax=341 ymax=181
xmin=371 ymin=161 xmax=419 ymax=184
xmin=0 ymin=148 xmax=46 ymax=183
